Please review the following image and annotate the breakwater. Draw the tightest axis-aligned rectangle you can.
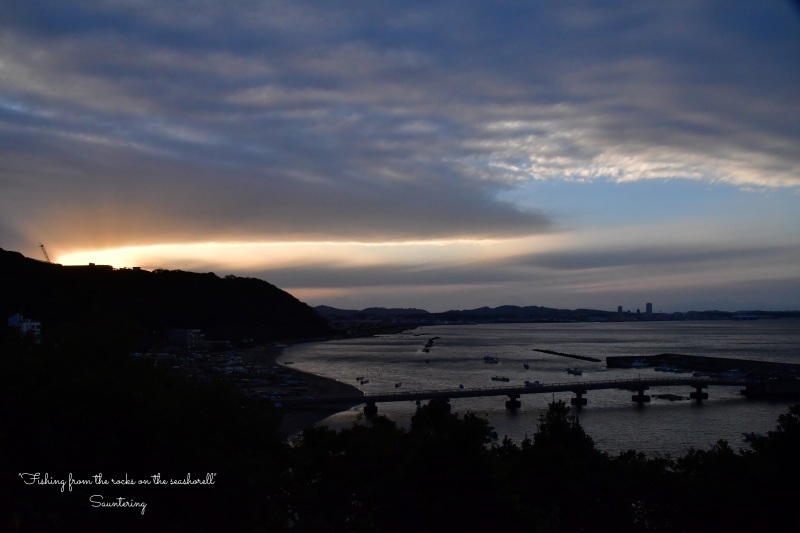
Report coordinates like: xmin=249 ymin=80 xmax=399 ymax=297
xmin=606 ymin=353 xmax=800 ymax=375
xmin=606 ymin=354 xmax=800 ymax=398
xmin=533 ymin=348 xmax=602 ymax=363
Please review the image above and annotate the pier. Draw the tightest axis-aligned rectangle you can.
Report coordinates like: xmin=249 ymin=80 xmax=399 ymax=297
xmin=606 ymin=354 xmax=800 ymax=375
xmin=275 ymin=376 xmax=754 ymax=417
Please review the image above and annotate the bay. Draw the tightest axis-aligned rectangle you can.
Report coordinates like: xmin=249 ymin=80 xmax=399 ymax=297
xmin=279 ymin=320 xmax=800 ymax=455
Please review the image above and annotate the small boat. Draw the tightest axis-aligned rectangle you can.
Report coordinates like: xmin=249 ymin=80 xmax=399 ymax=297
xmin=653 ymin=393 xmax=686 ymax=401
xmin=459 ymin=384 xmax=464 ymax=389
xmin=724 ymin=369 xmax=748 ymax=379
xmin=566 ymin=368 xmax=583 ymax=376
xmin=525 ymin=380 xmax=542 ymax=388
xmin=395 ymin=382 xmax=402 ymax=388
xmin=358 ymin=378 xmax=370 ymax=384
xmin=523 ymin=363 xmax=529 ymax=369
xmin=491 ymin=376 xmax=510 ymax=382
xmin=483 ymin=355 xmax=499 ymax=364
xmin=355 ymin=376 xmax=364 ymax=381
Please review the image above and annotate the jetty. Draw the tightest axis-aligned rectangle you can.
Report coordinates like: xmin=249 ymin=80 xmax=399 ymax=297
xmin=607 ymin=354 xmax=800 ymax=376
xmin=533 ymin=348 xmax=602 ymax=363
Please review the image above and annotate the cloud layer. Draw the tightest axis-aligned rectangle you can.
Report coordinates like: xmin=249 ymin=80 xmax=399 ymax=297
xmin=2 ymin=1 xmax=799 ymax=310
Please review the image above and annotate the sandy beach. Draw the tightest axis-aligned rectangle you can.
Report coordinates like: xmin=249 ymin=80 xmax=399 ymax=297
xmin=242 ymin=345 xmax=365 ymax=437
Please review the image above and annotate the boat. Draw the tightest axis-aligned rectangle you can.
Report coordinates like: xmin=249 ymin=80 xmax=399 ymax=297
xmin=395 ymin=382 xmax=402 ymax=388
xmin=566 ymin=368 xmax=583 ymax=376
xmin=355 ymin=376 xmax=364 ymax=381
xmin=724 ymin=369 xmax=748 ymax=379
xmin=491 ymin=376 xmax=510 ymax=382
xmin=653 ymin=393 xmax=686 ymax=401
xmin=459 ymin=384 xmax=464 ymax=389
xmin=358 ymin=378 xmax=370 ymax=384
xmin=525 ymin=380 xmax=542 ymax=388
xmin=523 ymin=363 xmax=530 ymax=369
xmin=483 ymin=355 xmax=499 ymax=364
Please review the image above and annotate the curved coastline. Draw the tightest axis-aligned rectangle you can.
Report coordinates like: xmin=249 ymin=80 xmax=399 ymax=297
xmin=264 ymin=346 xmax=364 ymax=437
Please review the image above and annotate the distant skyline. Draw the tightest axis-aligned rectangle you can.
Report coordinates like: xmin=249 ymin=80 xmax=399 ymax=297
xmin=2 ymin=1 xmax=799 ymax=313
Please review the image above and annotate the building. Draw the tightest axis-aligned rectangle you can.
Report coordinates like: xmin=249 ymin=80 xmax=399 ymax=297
xmin=167 ymin=329 xmax=205 ymax=350
xmin=646 ymin=303 xmax=653 ymax=316
xmin=7 ymin=313 xmax=42 ymax=343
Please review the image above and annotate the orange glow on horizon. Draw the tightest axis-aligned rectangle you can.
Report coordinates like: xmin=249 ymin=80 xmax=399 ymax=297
xmin=54 ymin=237 xmax=559 ymax=273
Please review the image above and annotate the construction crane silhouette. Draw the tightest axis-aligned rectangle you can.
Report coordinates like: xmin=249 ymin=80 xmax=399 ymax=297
xmin=38 ymin=243 xmax=51 ymax=263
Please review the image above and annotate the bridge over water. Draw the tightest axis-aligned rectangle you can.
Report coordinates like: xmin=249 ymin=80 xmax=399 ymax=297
xmin=275 ymin=376 xmax=752 ymax=417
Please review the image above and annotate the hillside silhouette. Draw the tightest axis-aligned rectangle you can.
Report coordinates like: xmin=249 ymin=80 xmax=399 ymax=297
xmin=0 ymin=248 xmax=330 ymax=349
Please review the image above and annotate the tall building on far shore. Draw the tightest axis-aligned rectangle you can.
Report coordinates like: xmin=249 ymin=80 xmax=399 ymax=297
xmin=646 ymin=303 xmax=653 ymax=315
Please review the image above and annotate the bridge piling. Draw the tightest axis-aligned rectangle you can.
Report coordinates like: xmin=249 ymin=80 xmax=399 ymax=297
xmin=690 ymin=385 xmax=708 ymax=404
xmin=632 ymin=387 xmax=651 ymax=404
xmin=571 ymin=389 xmax=588 ymax=407
xmin=364 ymin=402 xmax=378 ymax=418
xmin=505 ymin=393 xmax=521 ymax=410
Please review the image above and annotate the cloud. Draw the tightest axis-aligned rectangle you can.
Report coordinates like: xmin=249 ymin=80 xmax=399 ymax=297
xmin=1 ymin=1 xmax=799 ymax=310
xmin=515 ymin=244 xmax=800 ymax=271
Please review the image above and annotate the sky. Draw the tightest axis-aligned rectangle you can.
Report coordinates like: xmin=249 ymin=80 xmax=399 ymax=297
xmin=2 ymin=1 xmax=799 ymax=313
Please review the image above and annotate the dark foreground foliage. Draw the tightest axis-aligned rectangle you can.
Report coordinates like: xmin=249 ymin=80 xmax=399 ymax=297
xmin=0 ymin=341 xmax=287 ymax=531
xmin=3 ymin=341 xmax=800 ymax=531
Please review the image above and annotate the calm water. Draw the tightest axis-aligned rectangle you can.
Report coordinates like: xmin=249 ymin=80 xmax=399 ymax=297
xmin=279 ymin=320 xmax=800 ymax=455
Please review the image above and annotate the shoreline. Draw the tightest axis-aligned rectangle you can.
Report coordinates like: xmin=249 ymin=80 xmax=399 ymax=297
xmin=242 ymin=344 xmax=364 ymax=437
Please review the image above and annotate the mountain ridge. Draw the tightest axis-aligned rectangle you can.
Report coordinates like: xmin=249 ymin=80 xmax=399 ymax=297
xmin=316 ymin=304 xmax=800 ymax=323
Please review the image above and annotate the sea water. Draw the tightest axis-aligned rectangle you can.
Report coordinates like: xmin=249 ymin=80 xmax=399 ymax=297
xmin=279 ymin=320 xmax=800 ymax=455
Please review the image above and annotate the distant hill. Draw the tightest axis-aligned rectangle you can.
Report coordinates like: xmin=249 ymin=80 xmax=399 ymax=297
xmin=435 ymin=305 xmax=619 ymax=322
xmin=316 ymin=304 xmax=613 ymax=324
xmin=317 ymin=304 xmax=800 ymax=325
xmin=0 ymin=248 xmax=331 ymax=347
xmin=315 ymin=305 xmax=430 ymax=321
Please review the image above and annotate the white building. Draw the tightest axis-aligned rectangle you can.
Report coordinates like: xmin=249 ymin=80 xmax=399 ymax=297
xmin=7 ymin=313 xmax=42 ymax=343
